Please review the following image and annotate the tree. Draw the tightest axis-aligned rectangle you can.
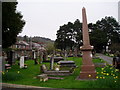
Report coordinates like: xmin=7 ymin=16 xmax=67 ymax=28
xmin=2 ymin=2 xmax=25 ymax=49
xmin=109 ymin=43 xmax=120 ymax=53
xmin=55 ymin=19 xmax=82 ymax=50
xmin=90 ymin=30 xmax=107 ymax=52
xmin=55 ymin=16 xmax=120 ymax=52
xmin=45 ymin=42 xmax=55 ymax=55
xmin=95 ymin=16 xmax=120 ymax=45
xmin=73 ymin=19 xmax=82 ymax=47
xmin=89 ymin=16 xmax=120 ymax=52
xmin=23 ymin=35 xmax=29 ymax=42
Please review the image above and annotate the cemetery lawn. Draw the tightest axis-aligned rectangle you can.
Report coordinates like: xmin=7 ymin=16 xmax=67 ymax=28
xmin=2 ymin=57 xmax=120 ymax=88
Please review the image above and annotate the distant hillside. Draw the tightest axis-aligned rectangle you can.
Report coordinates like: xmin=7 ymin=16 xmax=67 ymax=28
xmin=17 ymin=36 xmax=54 ymax=44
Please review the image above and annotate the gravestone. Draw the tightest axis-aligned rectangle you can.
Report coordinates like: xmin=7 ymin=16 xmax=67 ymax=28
xmin=2 ymin=52 xmax=5 ymax=71
xmin=43 ymin=51 xmax=47 ymax=61
xmin=20 ymin=56 xmax=24 ymax=68
xmin=40 ymin=51 xmax=43 ymax=64
xmin=68 ymin=50 xmax=73 ymax=57
xmin=15 ymin=52 xmax=18 ymax=60
xmin=7 ymin=50 xmax=15 ymax=65
xmin=12 ymin=51 xmax=16 ymax=64
xmin=74 ymin=48 xmax=78 ymax=57
xmin=64 ymin=50 xmax=67 ymax=61
xmin=57 ymin=61 xmax=76 ymax=68
xmin=2 ymin=56 xmax=5 ymax=71
xmin=34 ymin=58 xmax=38 ymax=65
xmin=77 ymin=7 xmax=97 ymax=80
xmin=113 ymin=56 xmax=120 ymax=69
xmin=50 ymin=54 xmax=54 ymax=70
xmin=37 ymin=74 xmax=48 ymax=82
xmin=34 ymin=50 xmax=39 ymax=64
xmin=33 ymin=51 xmax=36 ymax=59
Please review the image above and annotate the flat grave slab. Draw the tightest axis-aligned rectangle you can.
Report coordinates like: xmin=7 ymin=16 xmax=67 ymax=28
xmin=57 ymin=61 xmax=76 ymax=67
xmin=43 ymin=57 xmax=64 ymax=62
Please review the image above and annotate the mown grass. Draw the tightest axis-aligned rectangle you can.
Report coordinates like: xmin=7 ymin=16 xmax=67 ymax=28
xmin=2 ymin=57 xmax=120 ymax=88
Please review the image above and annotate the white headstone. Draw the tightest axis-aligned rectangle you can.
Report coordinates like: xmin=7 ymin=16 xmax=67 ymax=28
xmin=50 ymin=54 xmax=54 ymax=70
xmin=20 ymin=56 xmax=24 ymax=68
xmin=34 ymin=52 xmax=36 ymax=59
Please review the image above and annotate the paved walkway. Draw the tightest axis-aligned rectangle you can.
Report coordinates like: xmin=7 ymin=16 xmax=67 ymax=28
xmin=1 ymin=83 xmax=69 ymax=90
xmin=1 ymin=83 xmax=47 ymax=89
xmin=97 ymin=53 xmax=113 ymax=64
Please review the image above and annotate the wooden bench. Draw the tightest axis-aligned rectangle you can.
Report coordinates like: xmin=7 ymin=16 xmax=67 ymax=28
xmin=40 ymin=64 xmax=74 ymax=76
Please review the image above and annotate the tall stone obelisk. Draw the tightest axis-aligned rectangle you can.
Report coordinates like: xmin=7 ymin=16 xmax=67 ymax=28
xmin=78 ymin=7 xmax=96 ymax=80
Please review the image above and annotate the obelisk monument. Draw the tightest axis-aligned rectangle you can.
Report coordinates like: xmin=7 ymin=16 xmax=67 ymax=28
xmin=78 ymin=7 xmax=97 ymax=79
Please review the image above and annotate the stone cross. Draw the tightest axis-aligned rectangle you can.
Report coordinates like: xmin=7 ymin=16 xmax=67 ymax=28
xmin=78 ymin=7 xmax=97 ymax=80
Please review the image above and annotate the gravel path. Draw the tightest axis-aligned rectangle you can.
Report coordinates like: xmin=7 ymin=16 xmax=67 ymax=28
xmin=97 ymin=53 xmax=113 ymax=65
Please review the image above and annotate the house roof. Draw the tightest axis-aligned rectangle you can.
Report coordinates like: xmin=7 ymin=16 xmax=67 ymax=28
xmin=16 ymin=41 xmax=29 ymax=46
xmin=32 ymin=42 xmax=41 ymax=47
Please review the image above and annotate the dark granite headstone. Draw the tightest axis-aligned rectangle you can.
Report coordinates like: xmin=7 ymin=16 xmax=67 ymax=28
xmin=7 ymin=50 xmax=15 ymax=65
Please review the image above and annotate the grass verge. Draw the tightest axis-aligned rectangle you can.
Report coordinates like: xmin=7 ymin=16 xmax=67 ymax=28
xmin=2 ymin=57 xmax=120 ymax=88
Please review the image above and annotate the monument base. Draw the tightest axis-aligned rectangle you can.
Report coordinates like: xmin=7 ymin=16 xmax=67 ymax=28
xmin=78 ymin=65 xmax=97 ymax=80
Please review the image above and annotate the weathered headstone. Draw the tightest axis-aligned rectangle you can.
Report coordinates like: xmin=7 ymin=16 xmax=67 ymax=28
xmin=64 ymin=50 xmax=67 ymax=61
xmin=33 ymin=51 xmax=36 ymax=59
xmin=43 ymin=51 xmax=47 ymax=61
xmin=50 ymin=54 xmax=54 ymax=70
xmin=34 ymin=58 xmax=38 ymax=65
xmin=78 ymin=7 xmax=97 ymax=80
xmin=12 ymin=51 xmax=16 ymax=64
xmin=7 ymin=50 xmax=15 ymax=65
xmin=39 ymin=51 xmax=43 ymax=64
xmin=74 ymin=48 xmax=78 ymax=57
xmin=37 ymin=74 xmax=48 ymax=82
xmin=69 ymin=50 xmax=73 ymax=57
xmin=20 ymin=56 xmax=24 ymax=68
xmin=34 ymin=50 xmax=39 ymax=64
xmin=2 ymin=56 xmax=5 ymax=71
xmin=15 ymin=52 xmax=18 ymax=60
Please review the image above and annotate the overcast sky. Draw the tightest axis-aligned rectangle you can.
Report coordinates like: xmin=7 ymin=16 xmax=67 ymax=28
xmin=17 ymin=0 xmax=119 ymax=40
